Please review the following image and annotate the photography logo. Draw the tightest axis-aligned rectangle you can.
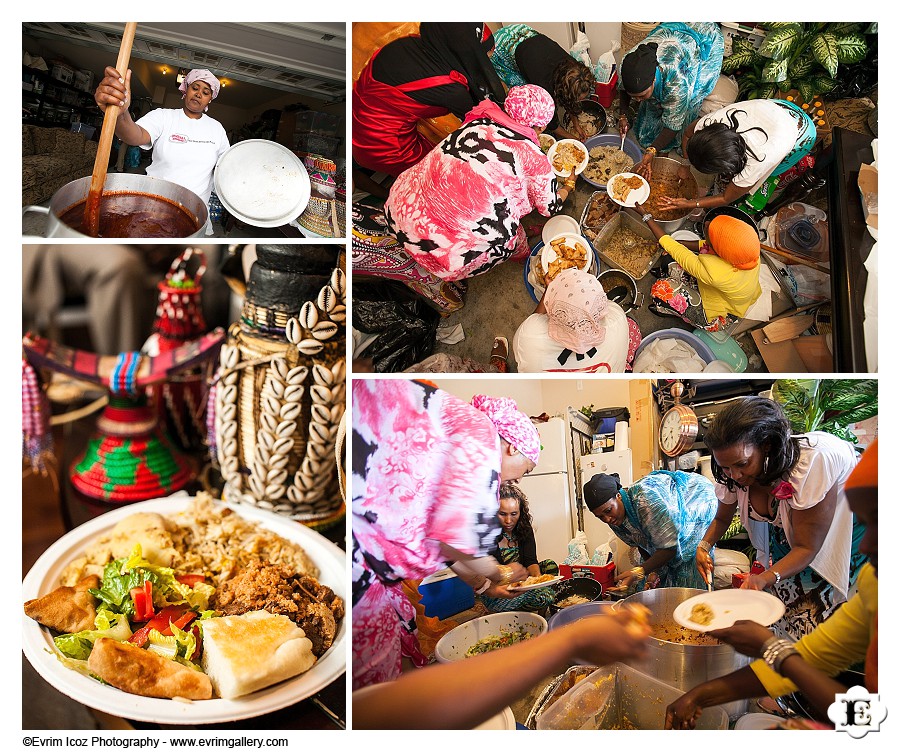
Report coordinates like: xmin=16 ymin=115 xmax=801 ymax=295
xmin=828 ymin=685 xmax=887 ymax=738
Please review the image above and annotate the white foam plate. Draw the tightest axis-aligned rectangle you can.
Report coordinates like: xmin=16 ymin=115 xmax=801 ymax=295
xmin=353 ymin=685 xmax=516 ymax=729
xmin=22 ymin=497 xmax=346 ymax=725
xmin=734 ymin=713 xmax=785 ymax=730
xmin=607 ymin=172 xmax=650 ymax=207
xmin=508 ymin=575 xmax=564 ymax=592
xmin=214 ymin=139 xmax=311 ymax=227
xmin=547 ymin=139 xmax=589 ymax=177
xmin=541 ymin=214 xmax=581 ymax=246
xmin=672 ymin=589 xmax=785 ymax=632
xmin=541 ymin=233 xmax=592 ymax=275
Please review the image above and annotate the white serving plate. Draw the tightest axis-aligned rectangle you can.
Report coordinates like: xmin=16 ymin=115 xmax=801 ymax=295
xmin=672 ymin=589 xmax=785 ymax=633
xmin=541 ymin=233 xmax=592 ymax=275
xmin=547 ymin=139 xmax=589 ymax=177
xmin=607 ymin=172 xmax=650 ymax=207
xmin=508 ymin=575 xmax=564 ymax=592
xmin=22 ymin=496 xmax=346 ymax=725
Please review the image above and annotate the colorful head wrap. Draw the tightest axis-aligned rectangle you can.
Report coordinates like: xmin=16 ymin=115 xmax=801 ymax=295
xmin=583 ymin=473 xmax=622 ymax=511
xmin=846 ymin=439 xmax=876 ymax=490
xmin=471 ymin=394 xmax=540 ymax=465
xmin=621 ymin=43 xmax=658 ymax=94
xmin=544 ymin=268 xmax=609 ymax=354
xmin=179 ymin=69 xmax=221 ymax=100
xmin=504 ymin=84 xmax=556 ymax=128
xmin=707 ymin=215 xmax=760 ymax=270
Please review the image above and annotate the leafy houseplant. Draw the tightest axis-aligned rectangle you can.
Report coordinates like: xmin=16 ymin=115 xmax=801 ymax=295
xmin=722 ymin=22 xmax=876 ymax=101
xmin=772 ymin=379 xmax=878 ymax=444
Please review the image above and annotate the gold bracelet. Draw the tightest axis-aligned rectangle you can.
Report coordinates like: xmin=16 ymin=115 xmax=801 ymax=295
xmin=646 ymin=146 xmax=657 ymax=156
xmin=497 ymin=565 xmax=514 ymax=586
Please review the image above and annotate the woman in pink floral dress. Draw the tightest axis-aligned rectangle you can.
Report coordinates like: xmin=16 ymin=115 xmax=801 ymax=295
xmin=383 ymin=84 xmax=577 ymax=281
xmin=351 ymin=379 xmax=541 ymax=689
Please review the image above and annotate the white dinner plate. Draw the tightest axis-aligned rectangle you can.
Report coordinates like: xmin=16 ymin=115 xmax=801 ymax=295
xmin=672 ymin=589 xmax=785 ymax=632
xmin=22 ymin=496 xmax=346 ymax=725
xmin=508 ymin=575 xmax=565 ymax=592
xmin=606 ymin=172 xmax=650 ymax=207
xmin=353 ymin=685 xmax=516 ymax=729
xmin=547 ymin=139 xmax=589 ymax=177
xmin=734 ymin=713 xmax=785 ymax=730
xmin=541 ymin=233 xmax=592 ymax=275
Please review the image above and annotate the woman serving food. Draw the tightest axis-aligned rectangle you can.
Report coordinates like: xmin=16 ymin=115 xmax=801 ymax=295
xmin=94 ymin=67 xmax=230 ymax=227
xmin=662 ymin=99 xmax=817 ymax=212
xmin=697 ymin=396 xmax=865 ymax=640
xmin=584 ymin=470 xmax=718 ymax=590
xmin=480 ymin=482 xmax=559 ymax=613
xmin=384 ymin=84 xmax=576 ymax=281
xmin=352 ymin=380 xmax=542 ymax=689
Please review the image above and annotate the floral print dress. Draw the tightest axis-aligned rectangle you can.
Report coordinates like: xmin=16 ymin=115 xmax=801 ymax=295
xmin=384 ymin=102 xmax=563 ymax=282
xmin=352 ymin=380 xmax=504 ymax=689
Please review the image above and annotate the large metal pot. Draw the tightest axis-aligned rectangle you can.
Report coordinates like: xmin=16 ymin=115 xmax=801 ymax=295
xmin=648 ymin=156 xmax=698 ymax=234
xmin=615 ymin=587 xmax=751 ymax=719
xmin=23 ymin=173 xmax=208 ymax=238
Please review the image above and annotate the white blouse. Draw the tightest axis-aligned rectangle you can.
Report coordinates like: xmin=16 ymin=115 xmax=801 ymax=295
xmin=715 ymin=432 xmax=859 ymax=601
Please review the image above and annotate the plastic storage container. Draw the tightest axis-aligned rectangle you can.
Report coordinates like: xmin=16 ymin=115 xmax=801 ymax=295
xmin=632 ymin=328 xmax=717 ymax=366
xmin=548 ymin=600 xmax=616 ymax=630
xmin=418 ymin=568 xmax=474 ymax=620
xmin=536 ymin=663 xmax=729 ymax=730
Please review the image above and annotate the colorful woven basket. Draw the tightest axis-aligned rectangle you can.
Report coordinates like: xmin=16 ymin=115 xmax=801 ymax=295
xmin=297 ymin=193 xmax=345 ymax=238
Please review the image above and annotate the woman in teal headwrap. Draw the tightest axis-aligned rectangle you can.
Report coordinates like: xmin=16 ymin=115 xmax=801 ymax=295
xmin=618 ymin=23 xmax=725 ymax=179
xmin=584 ymin=470 xmax=719 ymax=590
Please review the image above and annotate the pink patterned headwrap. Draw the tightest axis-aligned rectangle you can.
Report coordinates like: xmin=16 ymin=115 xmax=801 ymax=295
xmin=504 ymin=84 xmax=555 ymax=128
xmin=179 ymin=69 xmax=221 ymax=100
xmin=471 ymin=395 xmax=540 ymax=465
xmin=545 ymin=268 xmax=609 ymax=353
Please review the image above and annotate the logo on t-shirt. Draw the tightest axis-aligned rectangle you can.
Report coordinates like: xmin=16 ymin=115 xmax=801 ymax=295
xmin=169 ymin=134 xmax=216 ymax=145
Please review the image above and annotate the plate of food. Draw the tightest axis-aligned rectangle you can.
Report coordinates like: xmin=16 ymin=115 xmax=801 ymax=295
xmin=547 ymin=139 xmax=589 ymax=178
xmin=672 ymin=590 xmax=785 ymax=633
xmin=607 ymin=172 xmax=650 ymax=207
xmin=21 ymin=494 xmax=346 ymax=725
xmin=539 ymin=133 xmax=557 ymax=155
xmin=541 ymin=233 xmax=591 ymax=279
xmin=508 ymin=575 xmax=564 ymax=592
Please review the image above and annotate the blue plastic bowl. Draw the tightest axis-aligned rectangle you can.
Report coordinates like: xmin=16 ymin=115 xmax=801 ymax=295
xmin=632 ymin=328 xmax=717 ymax=368
xmin=581 ymin=134 xmax=644 ymax=189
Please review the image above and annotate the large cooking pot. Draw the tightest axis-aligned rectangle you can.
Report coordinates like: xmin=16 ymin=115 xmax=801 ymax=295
xmin=615 ymin=587 xmax=751 ymax=719
xmin=647 ymin=156 xmax=698 ymax=234
xmin=23 ymin=173 xmax=209 ymax=239
xmin=702 ymin=204 xmax=760 ymax=237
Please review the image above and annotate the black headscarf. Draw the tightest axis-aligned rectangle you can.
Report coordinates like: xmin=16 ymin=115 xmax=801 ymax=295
xmin=621 ymin=42 xmax=659 ymax=94
xmin=584 ymin=473 xmax=622 ymax=512
xmin=419 ymin=22 xmax=507 ymax=104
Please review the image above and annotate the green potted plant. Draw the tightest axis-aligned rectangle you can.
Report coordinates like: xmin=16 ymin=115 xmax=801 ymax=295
xmin=771 ymin=378 xmax=878 ymax=443
xmin=722 ymin=22 xmax=876 ymax=101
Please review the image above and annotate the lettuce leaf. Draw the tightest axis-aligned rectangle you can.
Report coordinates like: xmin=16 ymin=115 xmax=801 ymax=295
xmin=53 ymin=610 xmax=133 ymax=660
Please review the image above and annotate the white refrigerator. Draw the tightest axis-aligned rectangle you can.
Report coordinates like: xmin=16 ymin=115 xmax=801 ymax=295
xmin=579 ymin=448 xmax=634 ymax=553
xmin=516 ymin=416 xmax=577 ymax=564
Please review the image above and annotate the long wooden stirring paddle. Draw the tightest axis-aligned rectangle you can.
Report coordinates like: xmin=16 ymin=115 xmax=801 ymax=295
xmin=83 ymin=22 xmax=138 ymax=237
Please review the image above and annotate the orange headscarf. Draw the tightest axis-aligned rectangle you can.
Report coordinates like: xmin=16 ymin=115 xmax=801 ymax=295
xmin=707 ymin=215 xmax=760 ymax=270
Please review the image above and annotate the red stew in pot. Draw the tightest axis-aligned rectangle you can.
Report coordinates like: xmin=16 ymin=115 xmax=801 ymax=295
xmin=59 ymin=192 xmax=201 ymax=238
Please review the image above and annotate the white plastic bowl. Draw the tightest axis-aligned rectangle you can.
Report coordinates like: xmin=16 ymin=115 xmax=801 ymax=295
xmin=434 ymin=611 xmax=547 ymax=663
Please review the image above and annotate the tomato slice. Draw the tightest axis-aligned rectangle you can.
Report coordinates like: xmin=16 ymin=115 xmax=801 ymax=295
xmin=128 ymin=605 xmax=197 ymax=647
xmin=175 ymin=574 xmax=206 ymax=587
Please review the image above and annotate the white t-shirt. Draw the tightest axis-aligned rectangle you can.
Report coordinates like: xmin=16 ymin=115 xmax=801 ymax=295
xmin=693 ymin=100 xmax=800 ymax=191
xmin=512 ymin=300 xmax=629 ymax=373
xmin=136 ymin=108 xmax=230 ymax=205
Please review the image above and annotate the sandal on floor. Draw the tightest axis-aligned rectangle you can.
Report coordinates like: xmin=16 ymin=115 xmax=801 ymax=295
xmin=490 ymin=336 xmax=509 ymax=369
